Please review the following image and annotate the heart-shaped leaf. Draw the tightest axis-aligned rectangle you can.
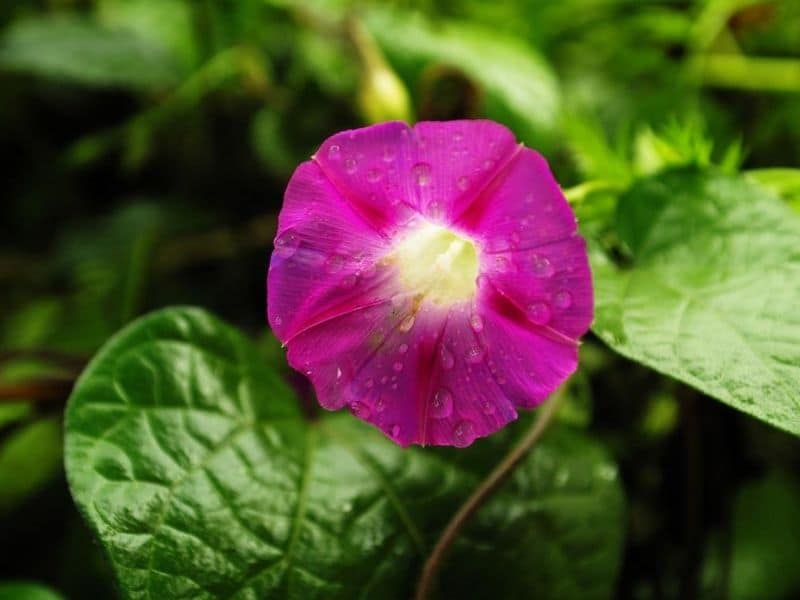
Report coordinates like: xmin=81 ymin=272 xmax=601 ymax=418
xmin=66 ymin=307 xmax=624 ymax=598
xmin=592 ymin=170 xmax=800 ymax=435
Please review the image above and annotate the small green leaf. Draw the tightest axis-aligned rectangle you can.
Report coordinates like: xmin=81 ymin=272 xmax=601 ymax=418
xmin=0 ymin=417 xmax=63 ymax=516
xmin=66 ymin=307 xmax=625 ymax=598
xmin=366 ymin=9 xmax=560 ymax=149
xmin=730 ymin=473 xmax=800 ymax=600
xmin=592 ymin=170 xmax=800 ymax=435
xmin=0 ymin=582 xmax=64 ymax=600
xmin=0 ymin=16 xmax=181 ymax=90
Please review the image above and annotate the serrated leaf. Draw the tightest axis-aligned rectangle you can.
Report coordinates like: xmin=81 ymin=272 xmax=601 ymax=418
xmin=592 ymin=170 xmax=800 ymax=435
xmin=0 ymin=16 xmax=181 ymax=90
xmin=66 ymin=307 xmax=624 ymax=598
xmin=366 ymin=8 xmax=560 ymax=149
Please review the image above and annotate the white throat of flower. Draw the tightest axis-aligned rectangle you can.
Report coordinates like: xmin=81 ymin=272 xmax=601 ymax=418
xmin=391 ymin=221 xmax=479 ymax=305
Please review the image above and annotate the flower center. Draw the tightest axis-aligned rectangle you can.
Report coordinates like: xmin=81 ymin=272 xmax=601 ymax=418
xmin=392 ymin=221 xmax=479 ymax=305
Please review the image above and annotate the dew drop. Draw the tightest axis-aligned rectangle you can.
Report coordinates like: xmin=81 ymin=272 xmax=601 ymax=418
xmin=453 ymin=131 xmax=464 ymax=142
xmin=350 ymin=401 xmax=371 ymax=419
xmin=412 ymin=162 xmax=432 ymax=186
xmin=399 ymin=314 xmax=416 ymax=332
xmin=274 ymin=229 xmax=300 ymax=258
xmin=367 ymin=168 xmax=383 ymax=183
xmin=465 ymin=345 xmax=486 ymax=364
xmin=327 ymin=144 xmax=341 ymax=159
xmin=483 ymin=159 xmax=495 ymax=171
xmin=524 ymin=192 xmax=535 ymax=204
xmin=273 ymin=315 xmax=283 ymax=326
xmin=457 ymin=175 xmax=470 ymax=191
xmin=469 ymin=314 xmax=484 ymax=332
xmin=390 ymin=424 xmax=401 ymax=438
xmin=431 ymin=389 xmax=453 ymax=419
xmin=339 ymin=274 xmax=357 ymax=288
xmin=494 ymin=256 xmax=511 ymax=273
xmin=476 ymin=274 xmax=490 ymax=289
xmin=324 ymin=254 xmax=345 ymax=273
xmin=398 ymin=343 xmax=408 ymax=354
xmin=393 ymin=361 xmax=404 ymax=372
xmin=344 ymin=157 xmax=358 ymax=174
xmin=527 ymin=301 xmax=552 ymax=325
xmin=440 ymin=346 xmax=455 ymax=370
xmin=481 ymin=401 xmax=496 ymax=415
xmin=487 ymin=237 xmax=511 ymax=253
xmin=531 ymin=254 xmax=555 ymax=278
xmin=382 ymin=147 xmax=395 ymax=163
xmin=360 ymin=263 xmax=377 ymax=278
xmin=365 ymin=378 xmax=374 ymax=388
xmin=553 ymin=290 xmax=573 ymax=309
xmin=510 ymin=231 xmax=521 ymax=247
xmin=453 ymin=420 xmax=476 ymax=447
xmin=375 ymin=396 xmax=386 ymax=412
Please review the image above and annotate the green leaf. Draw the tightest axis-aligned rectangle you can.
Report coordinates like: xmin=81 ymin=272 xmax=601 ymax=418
xmin=66 ymin=307 xmax=624 ymax=598
xmin=439 ymin=427 xmax=625 ymax=600
xmin=0 ymin=416 xmax=63 ymax=516
xmin=730 ymin=473 xmax=800 ymax=600
xmin=0 ymin=16 xmax=181 ymax=90
xmin=592 ymin=170 xmax=800 ymax=435
xmin=0 ymin=582 xmax=64 ymax=600
xmin=366 ymin=9 xmax=560 ymax=149
xmin=746 ymin=168 xmax=800 ymax=213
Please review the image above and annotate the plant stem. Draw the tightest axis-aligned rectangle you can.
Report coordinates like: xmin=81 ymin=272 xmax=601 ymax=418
xmin=0 ymin=378 xmax=75 ymax=403
xmin=415 ymin=389 xmax=564 ymax=600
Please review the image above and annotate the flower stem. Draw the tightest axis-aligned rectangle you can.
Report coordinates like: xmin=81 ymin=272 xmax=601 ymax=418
xmin=415 ymin=388 xmax=564 ymax=600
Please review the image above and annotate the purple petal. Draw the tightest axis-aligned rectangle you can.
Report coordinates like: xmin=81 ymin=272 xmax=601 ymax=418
xmin=267 ymin=162 xmax=392 ymax=341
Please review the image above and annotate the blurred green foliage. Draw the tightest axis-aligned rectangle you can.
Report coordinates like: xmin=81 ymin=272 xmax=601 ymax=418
xmin=1 ymin=0 xmax=799 ymax=598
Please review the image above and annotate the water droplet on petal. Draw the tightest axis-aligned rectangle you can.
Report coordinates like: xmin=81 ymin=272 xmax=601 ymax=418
xmin=339 ymin=274 xmax=357 ymax=288
xmin=510 ymin=231 xmax=521 ymax=247
xmin=476 ymin=274 xmax=490 ymax=289
xmin=453 ymin=420 xmax=476 ymax=447
xmin=431 ymin=389 xmax=453 ymax=419
xmin=481 ymin=401 xmax=496 ymax=415
xmin=483 ymin=159 xmax=495 ymax=171
xmin=399 ymin=314 xmax=415 ymax=332
xmin=453 ymin=131 xmax=464 ymax=142
xmin=527 ymin=301 xmax=552 ymax=325
xmin=393 ymin=361 xmax=404 ymax=372
xmin=274 ymin=229 xmax=300 ymax=258
xmin=553 ymin=290 xmax=573 ymax=309
xmin=531 ymin=254 xmax=555 ymax=278
xmin=524 ymin=192 xmax=535 ymax=204
xmin=345 ymin=157 xmax=358 ymax=174
xmin=398 ymin=343 xmax=408 ymax=354
xmin=465 ymin=346 xmax=486 ymax=364
xmin=412 ymin=162 xmax=432 ymax=186
xmin=494 ymin=256 xmax=511 ymax=273
xmin=457 ymin=175 xmax=470 ymax=191
xmin=365 ymin=378 xmax=374 ymax=388
xmin=390 ymin=424 xmax=400 ymax=437
xmin=440 ymin=346 xmax=455 ymax=370
xmin=375 ymin=396 xmax=386 ymax=412
xmin=382 ymin=147 xmax=395 ymax=163
xmin=367 ymin=168 xmax=383 ymax=183
xmin=324 ymin=254 xmax=345 ymax=273
xmin=327 ymin=144 xmax=341 ymax=159
xmin=470 ymin=314 xmax=484 ymax=332
xmin=350 ymin=401 xmax=371 ymax=419
xmin=360 ymin=263 xmax=377 ymax=278
xmin=273 ymin=315 xmax=283 ymax=326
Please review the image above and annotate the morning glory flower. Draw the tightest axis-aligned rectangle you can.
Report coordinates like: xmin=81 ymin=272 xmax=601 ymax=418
xmin=267 ymin=120 xmax=592 ymax=447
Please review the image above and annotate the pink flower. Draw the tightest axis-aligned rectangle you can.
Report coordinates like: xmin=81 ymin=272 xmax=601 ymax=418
xmin=267 ymin=120 xmax=592 ymax=447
